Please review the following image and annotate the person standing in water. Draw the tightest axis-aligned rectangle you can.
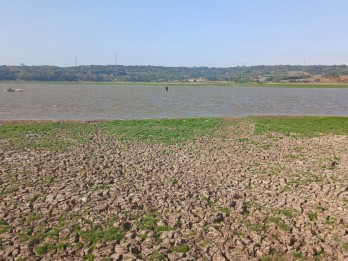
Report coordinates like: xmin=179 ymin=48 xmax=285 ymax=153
xmin=165 ymin=86 xmax=168 ymax=92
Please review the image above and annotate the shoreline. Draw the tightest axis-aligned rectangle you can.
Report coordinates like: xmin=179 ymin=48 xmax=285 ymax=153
xmin=1 ymin=115 xmax=348 ymax=125
xmin=2 ymin=80 xmax=348 ymax=88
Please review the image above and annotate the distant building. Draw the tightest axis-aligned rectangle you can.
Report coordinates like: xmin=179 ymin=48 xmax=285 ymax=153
xmin=188 ymin=78 xmax=207 ymax=82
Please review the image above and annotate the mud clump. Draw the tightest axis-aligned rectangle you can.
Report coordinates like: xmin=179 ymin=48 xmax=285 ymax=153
xmin=1 ymin=125 xmax=348 ymax=260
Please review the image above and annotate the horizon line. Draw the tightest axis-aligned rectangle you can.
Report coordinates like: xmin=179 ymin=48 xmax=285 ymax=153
xmin=2 ymin=63 xmax=348 ymax=69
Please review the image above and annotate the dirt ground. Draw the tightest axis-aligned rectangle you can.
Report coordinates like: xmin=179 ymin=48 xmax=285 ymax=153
xmin=1 ymin=123 xmax=348 ymax=260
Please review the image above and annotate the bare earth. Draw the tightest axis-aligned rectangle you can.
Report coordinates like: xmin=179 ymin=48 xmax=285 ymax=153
xmin=1 ymin=123 xmax=348 ymax=260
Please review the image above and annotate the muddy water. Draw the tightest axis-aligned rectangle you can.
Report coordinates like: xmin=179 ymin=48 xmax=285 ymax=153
xmin=0 ymin=84 xmax=347 ymax=120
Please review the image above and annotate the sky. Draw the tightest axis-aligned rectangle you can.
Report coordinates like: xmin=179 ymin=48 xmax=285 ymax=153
xmin=1 ymin=0 xmax=348 ymax=67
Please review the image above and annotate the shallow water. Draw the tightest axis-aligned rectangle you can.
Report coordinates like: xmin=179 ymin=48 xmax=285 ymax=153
xmin=0 ymin=84 xmax=347 ymax=120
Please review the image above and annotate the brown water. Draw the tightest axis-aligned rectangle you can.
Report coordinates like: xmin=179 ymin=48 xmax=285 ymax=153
xmin=0 ymin=84 xmax=347 ymax=120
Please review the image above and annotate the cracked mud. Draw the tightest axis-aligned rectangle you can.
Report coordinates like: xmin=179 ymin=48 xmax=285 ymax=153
xmin=1 ymin=122 xmax=348 ymax=260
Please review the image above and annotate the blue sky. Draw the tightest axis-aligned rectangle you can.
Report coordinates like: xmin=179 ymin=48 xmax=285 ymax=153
xmin=1 ymin=0 xmax=348 ymax=67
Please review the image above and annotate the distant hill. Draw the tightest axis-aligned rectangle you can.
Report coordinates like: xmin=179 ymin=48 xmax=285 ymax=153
xmin=1 ymin=64 xmax=348 ymax=83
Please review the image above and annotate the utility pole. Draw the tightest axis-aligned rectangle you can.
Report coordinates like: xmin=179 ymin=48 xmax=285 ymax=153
xmin=75 ymin=56 xmax=77 ymax=67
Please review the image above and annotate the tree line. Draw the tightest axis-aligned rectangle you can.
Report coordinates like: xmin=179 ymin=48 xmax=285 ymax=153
xmin=1 ymin=64 xmax=348 ymax=83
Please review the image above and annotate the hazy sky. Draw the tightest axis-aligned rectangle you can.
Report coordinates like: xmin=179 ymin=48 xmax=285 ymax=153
xmin=2 ymin=0 xmax=348 ymax=67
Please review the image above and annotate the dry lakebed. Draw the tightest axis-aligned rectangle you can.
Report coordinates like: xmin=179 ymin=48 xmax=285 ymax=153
xmin=0 ymin=117 xmax=348 ymax=260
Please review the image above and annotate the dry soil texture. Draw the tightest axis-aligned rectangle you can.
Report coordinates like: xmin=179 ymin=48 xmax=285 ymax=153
xmin=1 ymin=122 xmax=348 ymax=260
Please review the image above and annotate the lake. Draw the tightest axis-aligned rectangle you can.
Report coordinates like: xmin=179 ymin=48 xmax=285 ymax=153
xmin=1 ymin=84 xmax=347 ymax=120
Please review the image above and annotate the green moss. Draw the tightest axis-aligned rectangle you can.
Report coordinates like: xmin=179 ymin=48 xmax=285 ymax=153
xmin=106 ymin=118 xmax=222 ymax=144
xmin=154 ymin=226 xmax=173 ymax=233
xmin=56 ymin=241 xmax=69 ymax=250
xmin=34 ymin=243 xmax=56 ymax=255
xmin=152 ymin=233 xmax=162 ymax=244
xmin=201 ymin=196 xmax=215 ymax=207
xmin=80 ymin=228 xmax=104 ymax=244
xmin=293 ymin=252 xmax=305 ymax=260
xmin=200 ymin=239 xmax=213 ymax=247
xmin=107 ymin=215 xmax=119 ymax=226
xmin=268 ymin=216 xmax=291 ymax=231
xmin=137 ymin=214 xmax=159 ymax=230
xmin=74 ymin=242 xmax=84 ymax=249
xmin=171 ymin=243 xmax=190 ymax=253
xmin=246 ymin=222 xmax=269 ymax=233
xmin=0 ymin=122 xmax=97 ymax=151
xmin=253 ymin=116 xmax=348 ymax=137
xmin=0 ymin=118 xmax=222 ymax=149
xmin=102 ymin=227 xmax=125 ymax=241
xmin=80 ymin=226 xmax=125 ymax=244
xmin=241 ymin=201 xmax=250 ymax=215
xmin=308 ymin=212 xmax=318 ymax=221
xmin=275 ymin=209 xmax=293 ymax=218
xmin=18 ymin=231 xmax=32 ymax=242
xmin=150 ymin=252 xmax=166 ymax=260
xmin=0 ymin=224 xmax=10 ymax=234
xmin=47 ymin=227 xmax=60 ymax=239
xmin=84 ymin=253 xmax=95 ymax=261
xmin=218 ymin=207 xmax=230 ymax=214
xmin=342 ymin=243 xmax=348 ymax=251
xmin=0 ymin=186 xmax=17 ymax=196
xmin=261 ymin=256 xmax=285 ymax=261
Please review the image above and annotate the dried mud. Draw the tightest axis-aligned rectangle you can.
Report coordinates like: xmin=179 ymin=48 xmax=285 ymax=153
xmin=1 ymin=123 xmax=348 ymax=260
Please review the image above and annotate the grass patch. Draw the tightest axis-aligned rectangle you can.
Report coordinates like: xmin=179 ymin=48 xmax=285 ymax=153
xmin=151 ymin=225 xmax=174 ymax=244
xmin=149 ymin=252 xmax=166 ymax=260
xmin=0 ymin=122 xmax=97 ymax=151
xmin=47 ymin=227 xmax=60 ymax=239
xmin=103 ymin=227 xmax=125 ymax=241
xmin=200 ymin=195 xmax=215 ymax=207
xmin=154 ymin=226 xmax=173 ymax=233
xmin=137 ymin=214 xmax=159 ymax=230
xmin=171 ymin=243 xmax=190 ymax=253
xmin=107 ymin=215 xmax=118 ymax=226
xmin=274 ymin=209 xmax=294 ymax=218
xmin=34 ymin=243 xmax=56 ymax=255
xmin=268 ymin=216 xmax=291 ymax=231
xmin=246 ymin=222 xmax=269 ymax=233
xmin=293 ymin=251 xmax=305 ymax=260
xmin=261 ymin=255 xmax=285 ymax=261
xmin=0 ymin=221 xmax=10 ymax=234
xmin=218 ymin=207 xmax=230 ymax=214
xmin=308 ymin=212 xmax=318 ymax=221
xmin=343 ymin=243 xmax=348 ymax=251
xmin=84 ymin=253 xmax=95 ymax=261
xmin=56 ymin=241 xmax=69 ymax=250
xmin=1 ymin=117 xmax=347 ymax=150
xmin=80 ymin=226 xmax=125 ymax=244
xmin=0 ymin=186 xmax=17 ymax=196
xmin=253 ymin=116 xmax=348 ymax=136
xmin=105 ymin=118 xmax=222 ymax=144
xmin=0 ymin=118 xmax=222 ymax=148
xmin=241 ymin=201 xmax=251 ymax=215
